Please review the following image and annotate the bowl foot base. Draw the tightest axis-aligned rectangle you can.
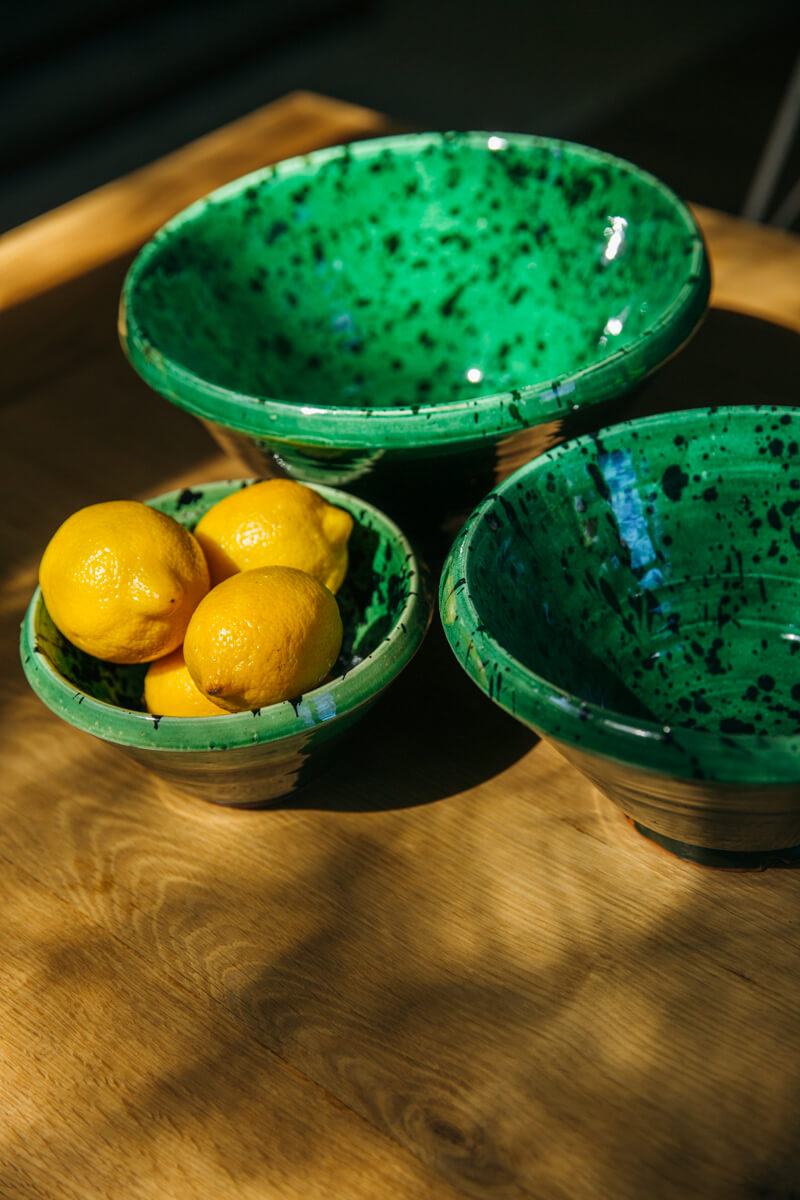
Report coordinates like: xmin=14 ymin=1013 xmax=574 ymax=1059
xmin=632 ymin=821 xmax=800 ymax=870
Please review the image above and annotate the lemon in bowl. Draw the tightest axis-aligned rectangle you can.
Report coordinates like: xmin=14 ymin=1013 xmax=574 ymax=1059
xmin=38 ymin=499 xmax=209 ymax=664
xmin=21 ymin=481 xmax=432 ymax=807
xmin=183 ymin=565 xmax=344 ymax=712
xmin=193 ymin=477 xmax=353 ymax=590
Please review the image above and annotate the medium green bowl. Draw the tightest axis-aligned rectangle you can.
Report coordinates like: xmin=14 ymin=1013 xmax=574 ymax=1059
xmin=21 ymin=482 xmax=432 ymax=807
xmin=440 ymin=406 xmax=800 ymax=866
xmin=120 ymin=131 xmax=709 ymax=524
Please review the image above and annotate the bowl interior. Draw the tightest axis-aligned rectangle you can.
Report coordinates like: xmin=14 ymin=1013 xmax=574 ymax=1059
xmin=124 ymin=132 xmax=705 ymax=417
xmin=24 ymin=481 xmax=423 ymax=745
xmin=458 ymin=407 xmax=800 ymax=739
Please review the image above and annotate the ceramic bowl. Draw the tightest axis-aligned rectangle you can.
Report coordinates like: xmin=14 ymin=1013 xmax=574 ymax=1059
xmin=21 ymin=482 xmax=431 ymax=807
xmin=119 ymin=131 xmax=709 ymax=526
xmin=440 ymin=406 xmax=800 ymax=866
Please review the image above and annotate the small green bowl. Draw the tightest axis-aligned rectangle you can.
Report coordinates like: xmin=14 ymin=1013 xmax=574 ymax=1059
xmin=440 ymin=406 xmax=800 ymax=866
xmin=21 ymin=482 xmax=432 ymax=807
xmin=120 ymin=131 xmax=709 ymax=524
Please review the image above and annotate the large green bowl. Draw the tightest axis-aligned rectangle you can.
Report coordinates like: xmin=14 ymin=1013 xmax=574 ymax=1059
xmin=120 ymin=131 xmax=709 ymax=525
xmin=440 ymin=406 xmax=800 ymax=866
xmin=21 ymin=482 xmax=432 ymax=807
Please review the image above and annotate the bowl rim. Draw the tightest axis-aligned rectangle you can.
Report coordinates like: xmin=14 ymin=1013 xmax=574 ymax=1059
xmin=120 ymin=129 xmax=710 ymax=451
xmin=440 ymin=404 xmax=800 ymax=786
xmin=20 ymin=481 xmax=432 ymax=752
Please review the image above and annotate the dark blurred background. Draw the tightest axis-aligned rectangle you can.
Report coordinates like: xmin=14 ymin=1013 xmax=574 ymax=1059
xmin=3 ymin=0 xmax=800 ymax=233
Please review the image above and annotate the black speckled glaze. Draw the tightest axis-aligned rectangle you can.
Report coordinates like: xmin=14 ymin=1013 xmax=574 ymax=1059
xmin=121 ymin=132 xmax=709 ymax=522
xmin=441 ymin=406 xmax=800 ymax=860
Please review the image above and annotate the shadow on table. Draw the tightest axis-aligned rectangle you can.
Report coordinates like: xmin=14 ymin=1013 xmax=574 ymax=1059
xmin=5 ymin=563 xmax=800 ymax=1197
xmin=281 ymin=615 xmax=540 ymax=813
xmin=501 ymin=306 xmax=799 ymax=455
xmin=5 ymin=758 xmax=800 ymax=1198
xmin=625 ymin=307 xmax=799 ymax=419
xmin=224 ymin=831 xmax=800 ymax=1197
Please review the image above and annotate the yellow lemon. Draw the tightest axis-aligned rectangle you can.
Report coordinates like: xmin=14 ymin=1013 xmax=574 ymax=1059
xmin=144 ymin=646 xmax=230 ymax=717
xmin=39 ymin=500 xmax=210 ymax=664
xmin=183 ymin=566 xmax=343 ymax=711
xmin=193 ymin=479 xmax=353 ymax=592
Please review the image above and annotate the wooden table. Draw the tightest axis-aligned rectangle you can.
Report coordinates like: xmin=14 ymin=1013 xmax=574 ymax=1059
xmin=2 ymin=92 xmax=800 ymax=1200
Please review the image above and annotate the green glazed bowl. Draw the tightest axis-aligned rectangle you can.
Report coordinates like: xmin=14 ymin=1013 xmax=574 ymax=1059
xmin=20 ymin=482 xmax=432 ymax=808
xmin=120 ymin=131 xmax=709 ymax=525
xmin=440 ymin=406 xmax=800 ymax=866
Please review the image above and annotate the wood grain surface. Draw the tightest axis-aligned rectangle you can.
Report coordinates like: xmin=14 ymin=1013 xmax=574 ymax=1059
xmin=691 ymin=203 xmax=800 ymax=334
xmin=2 ymin=92 xmax=800 ymax=1200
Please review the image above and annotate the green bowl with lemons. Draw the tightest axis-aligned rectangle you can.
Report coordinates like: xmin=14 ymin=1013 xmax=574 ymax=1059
xmin=20 ymin=481 xmax=432 ymax=807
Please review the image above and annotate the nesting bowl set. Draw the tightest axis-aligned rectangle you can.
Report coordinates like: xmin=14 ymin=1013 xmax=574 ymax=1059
xmin=22 ymin=130 xmax=800 ymax=864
